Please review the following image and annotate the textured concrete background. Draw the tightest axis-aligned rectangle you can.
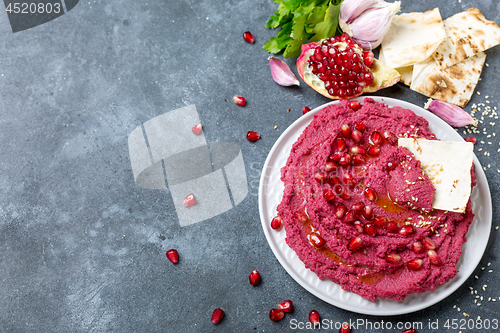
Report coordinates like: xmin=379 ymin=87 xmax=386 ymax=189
xmin=0 ymin=0 xmax=498 ymax=332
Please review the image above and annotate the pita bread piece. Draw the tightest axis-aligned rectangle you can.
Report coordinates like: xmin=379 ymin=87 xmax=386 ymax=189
xmin=398 ymin=138 xmax=474 ymax=213
xmin=382 ymin=8 xmax=446 ymax=68
xmin=378 ymin=45 xmax=413 ymax=86
xmin=410 ymin=52 xmax=486 ymax=107
xmin=433 ymin=8 xmax=500 ymax=68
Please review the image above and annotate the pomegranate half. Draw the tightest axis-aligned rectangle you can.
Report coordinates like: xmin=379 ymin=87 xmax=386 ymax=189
xmin=297 ymin=33 xmax=400 ymax=99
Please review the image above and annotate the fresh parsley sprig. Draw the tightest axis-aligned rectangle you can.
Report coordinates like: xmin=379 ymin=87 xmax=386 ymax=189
xmin=263 ymin=0 xmax=343 ymax=58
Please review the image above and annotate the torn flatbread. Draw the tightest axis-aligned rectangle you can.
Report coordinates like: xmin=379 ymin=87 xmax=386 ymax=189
xmin=379 ymin=45 xmax=413 ymax=86
xmin=382 ymin=8 xmax=446 ymax=68
xmin=433 ymin=8 xmax=500 ymax=68
xmin=398 ymin=138 xmax=474 ymax=213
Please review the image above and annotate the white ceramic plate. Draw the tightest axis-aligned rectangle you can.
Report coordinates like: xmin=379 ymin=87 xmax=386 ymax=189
xmin=258 ymin=96 xmax=492 ymax=316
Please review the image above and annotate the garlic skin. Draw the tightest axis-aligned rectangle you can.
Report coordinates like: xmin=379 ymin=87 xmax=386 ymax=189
xmin=340 ymin=0 xmax=401 ymax=50
xmin=268 ymin=57 xmax=300 ymax=86
xmin=339 ymin=0 xmax=378 ymax=25
xmin=426 ymin=99 xmax=476 ymax=127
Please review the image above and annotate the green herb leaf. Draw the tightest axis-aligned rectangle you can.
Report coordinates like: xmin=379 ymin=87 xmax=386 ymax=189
xmin=308 ymin=2 xmax=341 ymax=42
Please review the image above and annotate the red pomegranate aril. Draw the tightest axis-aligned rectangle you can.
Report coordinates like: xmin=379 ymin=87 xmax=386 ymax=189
xmin=329 ymin=174 xmax=340 ymax=185
xmin=343 ymin=210 xmax=356 ymax=223
xmin=351 ymin=129 xmax=363 ymax=143
xmin=338 ymin=153 xmax=351 ymax=167
xmin=352 ymin=154 xmax=366 ymax=165
xmin=354 ymin=220 xmax=364 ymax=233
xmin=363 ymin=187 xmax=377 ymax=201
xmin=303 ymin=106 xmax=311 ymax=114
xmin=402 ymin=329 xmax=417 ymax=333
xmin=407 ymin=258 xmax=423 ymax=271
xmin=314 ymin=172 xmax=327 ymax=184
xmin=243 ymin=31 xmax=255 ymax=43
xmin=373 ymin=216 xmax=386 ymax=227
xmin=340 ymin=322 xmax=351 ymax=333
xmin=323 ymin=189 xmax=335 ymax=201
xmin=350 ymin=100 xmax=361 ymax=110
xmin=352 ymin=202 xmax=364 ymax=212
xmin=362 ymin=205 xmax=374 ymax=219
xmin=343 ymin=173 xmax=356 ymax=188
xmin=370 ymin=131 xmax=383 ymax=145
xmin=233 ymin=95 xmax=246 ymax=106
xmin=412 ymin=241 xmax=424 ymax=253
xmin=308 ymin=310 xmax=320 ymax=327
xmin=249 ymin=269 xmax=261 ymax=286
xmin=329 ymin=152 xmax=342 ymax=163
xmin=277 ymin=300 xmax=293 ymax=313
xmin=364 ymin=72 xmax=374 ymax=85
xmin=334 ymin=137 xmax=347 ymax=152
xmin=335 ymin=203 xmax=347 ymax=218
xmin=356 ymin=121 xmax=366 ymax=131
xmin=383 ymin=130 xmax=398 ymax=145
xmin=386 ymin=253 xmax=401 ymax=264
xmin=211 ymin=308 xmax=225 ymax=324
xmin=341 ymin=124 xmax=351 ymax=137
xmin=294 ymin=211 xmax=308 ymax=223
xmin=363 ymin=50 xmax=374 ymax=67
xmin=166 ymin=249 xmax=179 ymax=264
xmin=309 ymin=232 xmax=326 ymax=248
xmin=183 ymin=193 xmax=197 ymax=207
xmin=399 ymin=225 xmax=415 ymax=236
xmin=422 ymin=237 xmax=436 ymax=250
xmin=350 ymin=145 xmax=366 ymax=155
xmin=464 ymin=136 xmax=476 ymax=144
xmin=386 ymin=221 xmax=399 ymax=233
xmin=385 ymin=161 xmax=398 ymax=171
xmin=270 ymin=216 xmax=282 ymax=230
xmin=428 ymin=250 xmax=442 ymax=266
xmin=367 ymin=145 xmax=381 ymax=157
xmin=325 ymin=162 xmax=337 ymax=172
xmin=339 ymin=187 xmax=351 ymax=200
xmin=347 ymin=236 xmax=362 ymax=251
xmin=247 ymin=131 xmax=261 ymax=142
xmin=269 ymin=308 xmax=284 ymax=321
xmin=192 ymin=123 xmax=202 ymax=135
xmin=365 ymin=223 xmax=376 ymax=236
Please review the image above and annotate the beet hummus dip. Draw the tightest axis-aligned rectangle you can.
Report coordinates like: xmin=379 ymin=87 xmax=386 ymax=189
xmin=277 ymin=98 xmax=475 ymax=302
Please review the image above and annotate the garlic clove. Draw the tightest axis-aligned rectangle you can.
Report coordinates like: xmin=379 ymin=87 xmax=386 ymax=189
xmin=268 ymin=56 xmax=300 ymax=86
xmin=426 ymin=99 xmax=476 ymax=127
xmin=340 ymin=0 xmax=378 ymax=25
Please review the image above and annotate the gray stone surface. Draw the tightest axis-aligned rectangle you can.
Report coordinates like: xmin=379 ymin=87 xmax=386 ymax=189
xmin=0 ymin=0 xmax=498 ymax=332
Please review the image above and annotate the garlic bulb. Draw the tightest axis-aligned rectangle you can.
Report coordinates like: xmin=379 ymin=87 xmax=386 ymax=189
xmin=339 ymin=0 xmax=401 ymax=50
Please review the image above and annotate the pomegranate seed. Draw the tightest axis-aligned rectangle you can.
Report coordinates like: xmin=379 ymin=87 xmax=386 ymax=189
xmin=362 ymin=205 xmax=374 ymax=219
xmin=428 ymin=250 xmax=442 ymax=266
xmin=385 ymin=161 xmax=398 ymax=171
xmin=407 ymin=258 xmax=423 ymax=271
xmin=422 ymin=237 xmax=436 ymax=250
xmin=343 ymin=173 xmax=357 ymax=188
xmin=399 ymin=225 xmax=415 ymax=236
xmin=351 ymin=202 xmax=364 ymax=212
xmin=192 ymin=123 xmax=203 ymax=135
xmin=329 ymin=174 xmax=340 ymax=185
xmin=343 ymin=210 xmax=356 ymax=223
xmin=339 ymin=186 xmax=351 ymax=199
xmin=402 ymin=329 xmax=417 ymax=333
xmin=341 ymin=124 xmax=351 ymax=137
xmin=302 ymin=106 xmax=311 ymax=114
xmin=351 ymin=129 xmax=363 ymax=142
xmin=339 ymin=322 xmax=351 ymax=333
xmin=412 ymin=241 xmax=424 ymax=253
xmin=325 ymin=162 xmax=337 ymax=172
xmin=464 ymin=136 xmax=476 ymax=144
xmin=334 ymin=138 xmax=347 ymax=152
xmin=211 ymin=308 xmax=225 ymax=324
xmin=269 ymin=308 xmax=284 ymax=321
xmin=347 ymin=236 xmax=362 ymax=251
xmin=352 ymin=154 xmax=366 ymax=165
xmin=383 ymin=130 xmax=398 ymax=145
xmin=385 ymin=253 xmax=401 ymax=264
xmin=367 ymin=145 xmax=381 ymax=156
xmin=365 ymin=223 xmax=376 ymax=236
xmin=354 ymin=220 xmax=364 ymax=233
xmin=294 ymin=211 xmax=308 ymax=224
xmin=350 ymin=145 xmax=366 ymax=155
xmin=309 ymin=232 xmax=326 ymax=248
xmin=277 ymin=300 xmax=293 ymax=313
xmin=349 ymin=100 xmax=361 ymax=110
xmin=314 ymin=172 xmax=327 ymax=184
xmin=166 ymin=249 xmax=179 ymax=264
xmin=308 ymin=310 xmax=320 ymax=327
xmin=243 ymin=31 xmax=255 ymax=43
xmin=338 ymin=153 xmax=351 ymax=166
xmin=270 ymin=216 xmax=282 ymax=230
xmin=233 ymin=94 xmax=246 ymax=106
xmin=329 ymin=152 xmax=342 ymax=162
xmin=373 ymin=216 xmax=386 ymax=227
xmin=335 ymin=203 xmax=347 ymax=218
xmin=363 ymin=187 xmax=377 ymax=201
xmin=183 ymin=193 xmax=197 ymax=207
xmin=249 ymin=269 xmax=261 ymax=286
xmin=386 ymin=221 xmax=399 ymax=233
xmin=370 ymin=131 xmax=383 ymax=145
xmin=323 ymin=189 xmax=335 ymax=201
xmin=247 ymin=131 xmax=261 ymax=141
xmin=356 ymin=121 xmax=366 ymax=132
